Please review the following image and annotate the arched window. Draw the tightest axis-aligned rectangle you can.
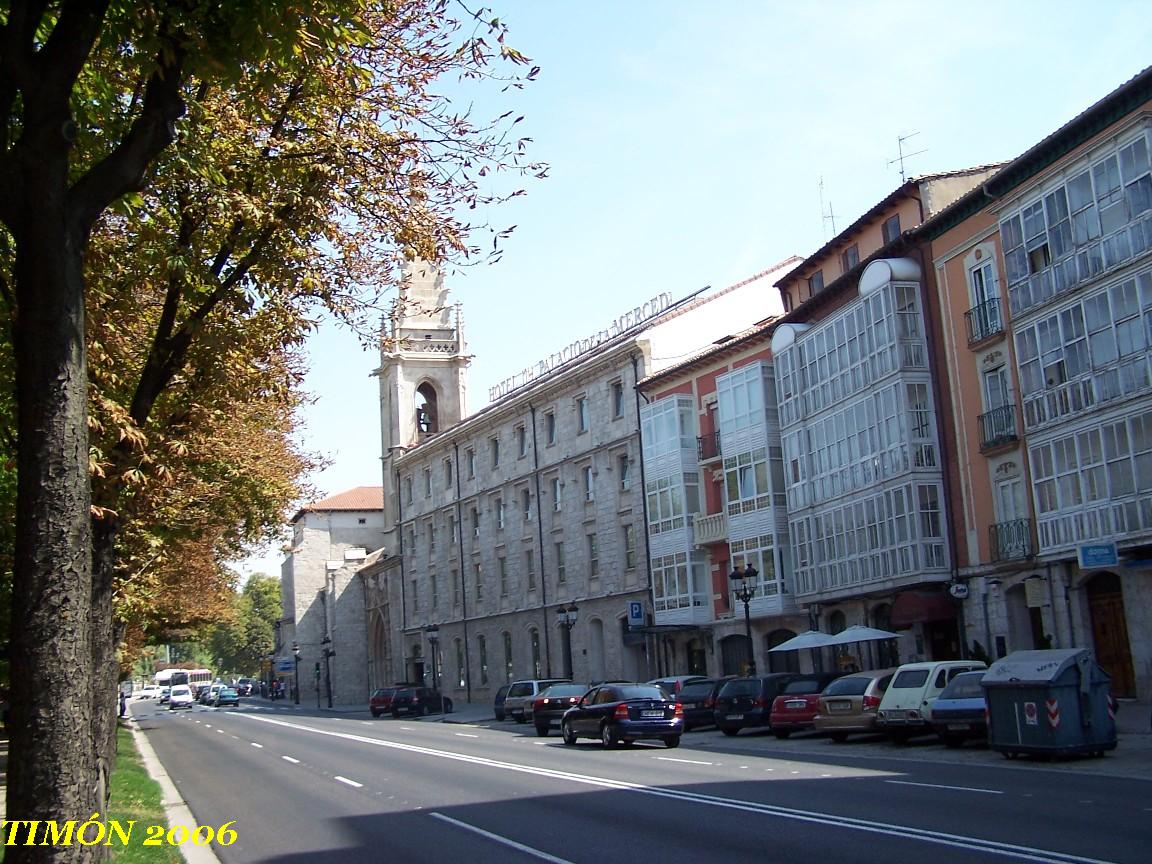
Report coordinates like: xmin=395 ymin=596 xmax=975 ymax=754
xmin=530 ymin=628 xmax=541 ymax=678
xmin=416 ymin=382 xmax=439 ymax=434
xmin=503 ymin=631 xmax=513 ymax=682
xmin=828 ymin=610 xmax=847 ymax=634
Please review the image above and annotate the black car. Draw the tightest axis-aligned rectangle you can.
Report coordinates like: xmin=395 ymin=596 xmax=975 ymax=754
xmin=391 ymin=687 xmax=453 ymax=717
xmin=677 ymin=677 xmax=734 ymax=731
xmin=560 ymin=683 xmax=684 ymax=748
xmin=532 ymin=683 xmax=590 ymax=736
xmin=714 ymin=673 xmax=839 ymax=736
xmin=493 ymin=684 xmax=511 ymax=722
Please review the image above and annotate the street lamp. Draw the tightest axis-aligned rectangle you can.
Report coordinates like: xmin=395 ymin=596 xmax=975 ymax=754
xmin=556 ymin=605 xmax=579 ymax=679
xmin=728 ymin=564 xmax=759 ymax=675
xmin=424 ymin=625 xmax=440 ymax=690
xmin=321 ymin=636 xmax=334 ymax=709
xmin=265 ymin=652 xmax=275 ymax=698
xmin=292 ymin=642 xmax=301 ymax=705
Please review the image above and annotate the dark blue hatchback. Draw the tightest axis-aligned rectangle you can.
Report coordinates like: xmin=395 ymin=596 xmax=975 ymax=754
xmin=560 ymin=683 xmax=684 ymax=748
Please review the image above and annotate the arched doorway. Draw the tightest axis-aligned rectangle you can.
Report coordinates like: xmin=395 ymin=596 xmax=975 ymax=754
xmin=1086 ymin=572 xmax=1135 ymax=697
xmin=720 ymin=634 xmax=751 ymax=676
xmin=370 ymin=611 xmax=391 ymax=689
xmin=766 ymin=629 xmax=799 ymax=673
xmin=686 ymin=638 xmax=707 ymax=675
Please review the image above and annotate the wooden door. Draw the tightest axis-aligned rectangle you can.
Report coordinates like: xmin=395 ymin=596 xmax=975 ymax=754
xmin=1087 ymin=573 xmax=1135 ymax=697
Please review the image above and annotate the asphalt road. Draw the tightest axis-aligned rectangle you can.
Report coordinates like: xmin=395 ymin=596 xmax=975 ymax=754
xmin=132 ymin=700 xmax=1152 ymax=864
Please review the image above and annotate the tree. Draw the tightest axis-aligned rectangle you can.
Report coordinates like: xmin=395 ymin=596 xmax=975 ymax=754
xmin=0 ymin=3 xmax=540 ymax=857
xmin=206 ymin=575 xmax=280 ymax=676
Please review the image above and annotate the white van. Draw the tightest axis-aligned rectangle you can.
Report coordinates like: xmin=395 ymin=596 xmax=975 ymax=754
xmin=876 ymin=660 xmax=986 ymax=741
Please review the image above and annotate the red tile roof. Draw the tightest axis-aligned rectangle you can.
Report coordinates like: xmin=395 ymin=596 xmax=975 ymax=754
xmin=294 ymin=486 xmax=384 ymax=522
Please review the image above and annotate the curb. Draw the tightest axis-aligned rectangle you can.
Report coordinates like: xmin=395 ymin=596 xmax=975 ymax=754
xmin=124 ymin=717 xmax=222 ymax=864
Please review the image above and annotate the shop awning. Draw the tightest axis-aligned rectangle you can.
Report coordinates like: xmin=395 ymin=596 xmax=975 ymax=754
xmin=890 ymin=589 xmax=956 ymax=629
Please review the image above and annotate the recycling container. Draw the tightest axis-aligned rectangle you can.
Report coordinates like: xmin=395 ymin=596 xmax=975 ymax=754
xmin=982 ymin=648 xmax=1116 ymax=758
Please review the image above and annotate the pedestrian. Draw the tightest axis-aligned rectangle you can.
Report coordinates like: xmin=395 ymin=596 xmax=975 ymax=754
xmin=119 ymin=691 xmax=127 ymax=718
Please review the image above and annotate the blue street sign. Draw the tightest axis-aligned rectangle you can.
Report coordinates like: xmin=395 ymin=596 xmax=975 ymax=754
xmin=275 ymin=659 xmax=295 ymax=673
xmin=1078 ymin=543 xmax=1118 ymax=569
xmin=627 ymin=600 xmax=644 ymax=628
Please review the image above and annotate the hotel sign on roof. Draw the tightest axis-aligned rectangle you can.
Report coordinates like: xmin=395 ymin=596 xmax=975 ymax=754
xmin=488 ymin=292 xmax=673 ymax=402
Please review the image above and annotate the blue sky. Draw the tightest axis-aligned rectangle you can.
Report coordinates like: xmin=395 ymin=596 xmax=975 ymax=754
xmin=237 ymin=1 xmax=1152 ymax=576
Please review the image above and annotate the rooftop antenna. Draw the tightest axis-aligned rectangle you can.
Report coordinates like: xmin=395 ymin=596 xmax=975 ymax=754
xmin=818 ymin=176 xmax=837 ymax=240
xmin=889 ymin=132 xmax=928 ymax=182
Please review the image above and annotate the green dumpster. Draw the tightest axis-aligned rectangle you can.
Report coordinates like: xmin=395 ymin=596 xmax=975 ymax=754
xmin=982 ymin=648 xmax=1116 ymax=759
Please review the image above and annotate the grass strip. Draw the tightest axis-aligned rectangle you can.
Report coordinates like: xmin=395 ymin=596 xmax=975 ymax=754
xmin=107 ymin=723 xmax=182 ymax=864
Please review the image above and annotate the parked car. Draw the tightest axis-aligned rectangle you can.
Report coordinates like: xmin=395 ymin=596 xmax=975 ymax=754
xmin=714 ymin=673 xmax=839 ymax=736
xmin=876 ymin=660 xmax=987 ymax=742
xmin=928 ymin=671 xmax=988 ymax=747
xmin=136 ymin=685 xmax=163 ymax=700
xmin=168 ymin=685 xmax=194 ymax=710
xmin=391 ymin=687 xmax=453 ymax=717
xmin=369 ymin=687 xmax=400 ymax=717
xmin=158 ymin=687 xmax=171 ymax=705
xmin=560 ymin=683 xmax=684 ymax=748
xmin=199 ymin=684 xmax=224 ymax=705
xmin=504 ymin=678 xmax=570 ymax=723
xmin=493 ymin=684 xmax=511 ymax=721
xmin=646 ymin=675 xmax=711 ymax=697
xmin=677 ymin=677 xmax=734 ymax=731
xmin=533 ymin=683 xmax=590 ymax=736
xmin=213 ymin=687 xmax=240 ymax=708
xmin=814 ymin=668 xmax=898 ymax=742
xmin=769 ymin=675 xmax=847 ymax=738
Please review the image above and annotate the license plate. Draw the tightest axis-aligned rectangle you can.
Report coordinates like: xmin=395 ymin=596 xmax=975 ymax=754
xmin=685 ymin=702 xmax=699 ymax=709
xmin=726 ymin=713 xmax=744 ymax=720
xmin=829 ymin=702 xmax=851 ymax=713
xmin=947 ymin=723 xmax=970 ymax=731
xmin=641 ymin=710 xmax=664 ymax=718
xmin=785 ymin=700 xmax=807 ymax=709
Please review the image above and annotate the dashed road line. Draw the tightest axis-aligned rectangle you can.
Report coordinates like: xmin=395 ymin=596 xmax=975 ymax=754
xmin=655 ymin=757 xmax=714 ymax=765
xmin=250 ymin=742 xmax=263 ymax=748
xmin=282 ymin=756 xmax=300 ymax=764
xmin=334 ymin=776 xmax=363 ymax=788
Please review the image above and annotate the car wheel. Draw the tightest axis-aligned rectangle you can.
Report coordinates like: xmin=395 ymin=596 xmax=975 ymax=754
xmin=495 ymin=710 xmax=505 ymax=722
xmin=829 ymin=732 xmax=849 ymax=743
xmin=663 ymin=735 xmax=681 ymax=749
xmin=535 ymin=724 xmax=549 ymax=737
xmin=720 ymin=727 xmax=739 ymax=737
xmin=561 ymin=720 xmax=577 ymax=746
xmin=600 ymin=722 xmax=617 ymax=749
xmin=773 ymin=730 xmax=792 ymax=739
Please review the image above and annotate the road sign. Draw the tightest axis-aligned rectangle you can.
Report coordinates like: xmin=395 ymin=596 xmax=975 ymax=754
xmin=1023 ymin=701 xmax=1038 ymax=726
xmin=275 ymin=659 xmax=294 ymax=673
xmin=1078 ymin=543 xmax=1118 ymax=569
xmin=627 ymin=600 xmax=644 ymax=629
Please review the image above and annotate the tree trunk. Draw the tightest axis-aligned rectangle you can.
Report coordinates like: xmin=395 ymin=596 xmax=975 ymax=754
xmin=8 ymin=159 xmax=98 ymax=862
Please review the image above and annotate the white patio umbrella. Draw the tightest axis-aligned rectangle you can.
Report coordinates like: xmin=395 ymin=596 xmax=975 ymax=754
xmin=767 ymin=630 xmax=839 ymax=652
xmin=825 ymin=625 xmax=900 ymax=646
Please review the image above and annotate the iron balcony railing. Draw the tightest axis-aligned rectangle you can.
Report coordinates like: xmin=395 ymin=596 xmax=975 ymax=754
xmin=697 ymin=431 xmax=721 ymax=461
xmin=964 ymin=297 xmax=1004 ymax=345
xmin=979 ymin=404 xmax=1018 ymax=451
xmin=990 ymin=519 xmax=1033 ymax=562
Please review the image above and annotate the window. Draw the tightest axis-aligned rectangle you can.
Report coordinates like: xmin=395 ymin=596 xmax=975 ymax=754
xmin=576 ymin=396 xmax=589 ymax=433
xmin=499 ymin=557 xmax=508 ymax=596
xmin=555 ymin=542 xmax=566 ymax=583
xmin=430 ymin=573 xmax=439 ymax=608
xmin=516 ymin=425 xmax=527 ymax=458
xmin=452 ymin=569 xmax=461 ymax=606
xmin=524 ymin=549 xmax=536 ymax=590
xmin=404 ymin=476 xmax=413 ymax=505
xmin=840 ymin=244 xmax=860 ymax=272
xmin=618 ymin=453 xmax=631 ymax=490
xmin=448 ymin=514 xmax=457 ymax=545
xmin=808 ymin=270 xmax=825 ymax=297
xmin=490 ymin=436 xmax=500 ymax=468
xmin=427 ymin=520 xmax=436 ymax=552
xmin=444 ymin=458 xmax=453 ymax=489
xmin=969 ymin=259 xmax=999 ymax=305
xmin=716 ymin=365 xmax=766 ymax=434
xmin=545 ymin=411 xmax=556 ymax=445
xmin=651 ymin=551 xmax=706 ymax=612
xmin=640 ymin=395 xmax=696 ymax=458
xmin=410 ymin=578 xmax=418 ymax=611
xmin=470 ymin=506 xmax=480 ymax=538
xmin=551 ymin=476 xmax=562 ymax=511
xmin=724 ymin=449 xmax=770 ymax=509
xmin=882 ymin=214 xmax=901 ymax=244
xmin=478 ymin=636 xmax=488 ymax=686
xmin=531 ymin=629 xmax=541 ymax=678
xmin=521 ymin=488 xmax=532 ymax=520
xmin=423 ymin=467 xmax=432 ymax=497
xmin=503 ymin=632 xmax=513 ymax=682
xmin=582 ymin=465 xmax=595 ymax=502
xmin=623 ymin=524 xmax=636 ymax=570
xmin=494 ymin=497 xmax=505 ymax=530
xmin=474 ymin=563 xmax=483 ymax=600
xmin=587 ymin=534 xmax=599 ymax=577
xmin=466 ymin=448 xmax=475 ymax=479
xmin=456 ymin=639 xmax=466 ymax=688
xmin=611 ymin=381 xmax=625 ymax=419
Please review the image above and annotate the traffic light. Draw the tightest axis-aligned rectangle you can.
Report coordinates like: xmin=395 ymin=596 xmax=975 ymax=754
xmin=314 ymin=662 xmax=321 ymax=680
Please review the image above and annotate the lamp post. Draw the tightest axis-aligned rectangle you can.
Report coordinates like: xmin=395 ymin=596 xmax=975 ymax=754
xmin=321 ymin=636 xmax=334 ymax=709
xmin=424 ymin=625 xmax=440 ymax=690
xmin=265 ymin=652 xmax=275 ymax=698
xmin=292 ymin=642 xmax=301 ymax=705
xmin=556 ymin=605 xmax=579 ymax=679
xmin=728 ymin=564 xmax=759 ymax=675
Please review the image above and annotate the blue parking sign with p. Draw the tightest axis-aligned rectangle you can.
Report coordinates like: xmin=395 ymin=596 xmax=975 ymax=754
xmin=628 ymin=601 xmax=644 ymax=628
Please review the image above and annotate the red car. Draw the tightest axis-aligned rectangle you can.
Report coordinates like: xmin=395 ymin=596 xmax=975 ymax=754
xmin=769 ymin=676 xmax=843 ymax=738
xmin=369 ymin=687 xmax=399 ymax=717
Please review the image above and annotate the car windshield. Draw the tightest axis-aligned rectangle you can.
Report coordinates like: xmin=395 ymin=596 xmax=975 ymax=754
xmin=508 ymin=683 xmax=533 ymax=697
xmin=677 ymin=682 xmax=716 ymax=700
xmin=892 ymin=669 xmax=930 ymax=688
xmin=615 ymin=685 xmax=667 ymax=701
xmin=940 ymin=674 xmax=985 ymax=699
xmin=720 ymin=680 xmax=759 ymax=698
xmin=823 ymin=676 xmax=870 ymax=696
xmin=781 ymin=680 xmax=824 ymax=694
xmin=372 ymin=689 xmax=396 ymax=698
xmin=540 ymin=684 xmax=587 ymax=698
xmin=219 ymin=689 xmax=237 ymax=696
xmin=171 ymin=687 xmax=190 ymax=696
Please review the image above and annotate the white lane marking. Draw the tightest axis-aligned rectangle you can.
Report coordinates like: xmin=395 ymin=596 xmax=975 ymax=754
xmin=334 ymin=776 xmax=363 ymax=788
xmin=886 ymin=780 xmax=1003 ymax=796
xmin=235 ymin=713 xmax=1116 ymax=864
xmin=282 ymin=756 xmax=300 ymax=764
xmin=217 ymin=729 xmax=225 ymax=734
xmin=250 ymin=742 xmax=263 ymax=748
xmin=204 ymin=724 xmax=211 ymax=728
xmin=431 ymin=813 xmax=573 ymax=864
xmin=655 ymin=757 xmax=713 ymax=765
xmin=231 ymin=735 xmax=239 ymax=740
xmin=454 ymin=733 xmax=480 ymax=738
